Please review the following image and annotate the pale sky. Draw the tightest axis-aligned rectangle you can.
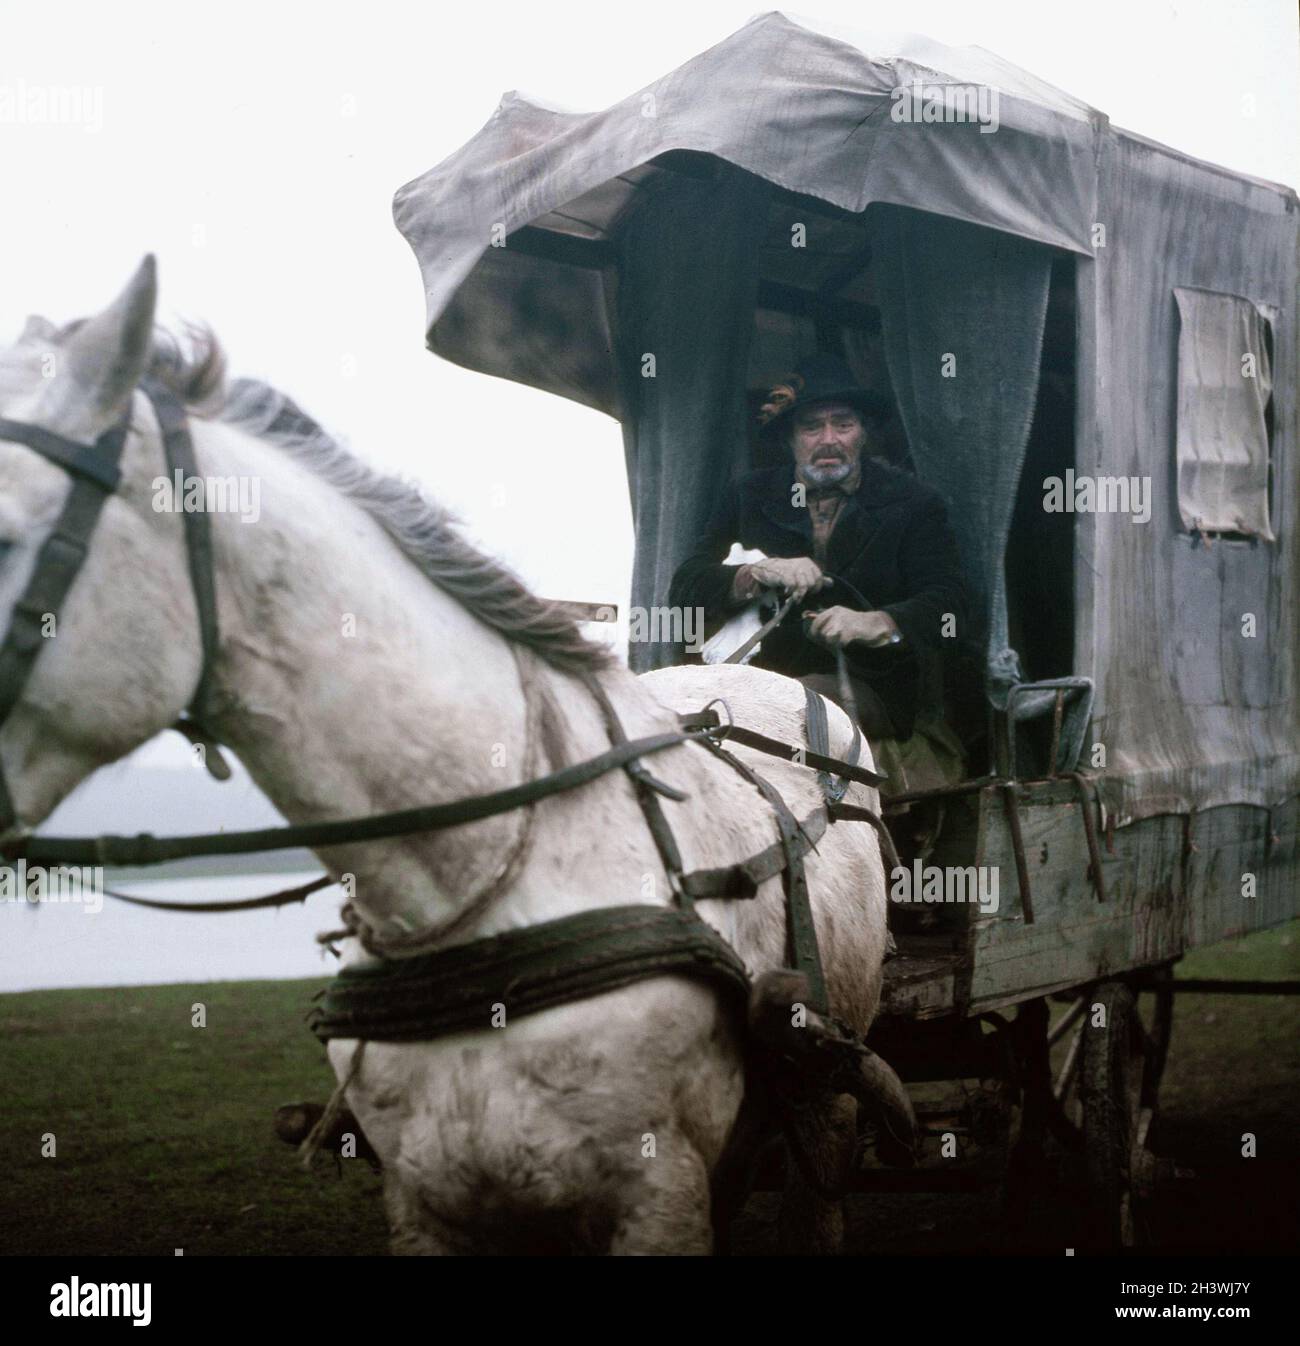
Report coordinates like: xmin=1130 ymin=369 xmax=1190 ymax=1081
xmin=1 ymin=0 xmax=1296 ymax=761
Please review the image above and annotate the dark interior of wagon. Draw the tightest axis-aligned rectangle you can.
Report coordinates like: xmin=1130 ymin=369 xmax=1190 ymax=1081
xmin=737 ymin=199 xmax=1081 ymax=785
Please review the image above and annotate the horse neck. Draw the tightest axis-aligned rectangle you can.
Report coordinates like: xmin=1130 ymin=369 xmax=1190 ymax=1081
xmin=189 ymin=418 xmax=678 ymax=941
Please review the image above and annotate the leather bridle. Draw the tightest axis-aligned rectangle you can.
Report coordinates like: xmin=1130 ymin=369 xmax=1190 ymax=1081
xmin=0 ymin=377 xmax=221 ymax=835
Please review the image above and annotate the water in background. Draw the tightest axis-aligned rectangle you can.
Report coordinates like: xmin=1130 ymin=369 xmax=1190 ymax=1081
xmin=2 ymin=872 xmax=345 ymax=993
xmin=2 ymin=737 xmax=348 ymax=993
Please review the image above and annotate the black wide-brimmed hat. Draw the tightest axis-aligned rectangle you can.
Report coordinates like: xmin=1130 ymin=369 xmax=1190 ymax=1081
xmin=756 ymin=353 xmax=891 ymax=433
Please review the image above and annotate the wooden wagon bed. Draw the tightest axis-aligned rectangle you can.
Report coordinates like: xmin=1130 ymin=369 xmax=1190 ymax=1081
xmin=877 ymin=778 xmax=1300 ymax=1022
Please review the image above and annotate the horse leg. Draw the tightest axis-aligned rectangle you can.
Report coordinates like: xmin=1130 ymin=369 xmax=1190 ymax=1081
xmin=382 ymin=1169 xmax=472 ymax=1256
xmin=778 ymin=1091 xmax=857 ymax=1255
xmin=608 ymin=1143 xmax=714 ymax=1255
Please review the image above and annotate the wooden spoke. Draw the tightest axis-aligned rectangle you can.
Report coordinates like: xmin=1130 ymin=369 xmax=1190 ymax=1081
xmin=1054 ymin=1019 xmax=1084 ymax=1101
xmin=1047 ymin=995 xmax=1086 ymax=1048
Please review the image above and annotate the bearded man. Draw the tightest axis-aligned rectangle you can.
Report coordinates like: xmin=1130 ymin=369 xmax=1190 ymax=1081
xmin=668 ymin=354 xmax=967 ymax=743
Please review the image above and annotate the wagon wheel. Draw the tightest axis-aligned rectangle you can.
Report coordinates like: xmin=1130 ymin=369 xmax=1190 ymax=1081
xmin=1052 ymin=968 xmax=1175 ymax=1248
xmin=1052 ymin=967 xmax=1175 ymax=1135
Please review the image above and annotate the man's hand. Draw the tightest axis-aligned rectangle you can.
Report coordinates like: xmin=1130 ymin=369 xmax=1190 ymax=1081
xmin=746 ymin=556 xmax=828 ymax=603
xmin=806 ymin=606 xmax=902 ymax=650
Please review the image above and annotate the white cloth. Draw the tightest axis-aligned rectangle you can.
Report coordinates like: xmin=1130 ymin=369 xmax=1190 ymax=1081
xmin=701 ymin=546 xmax=767 ymax=665
xmin=1173 ymin=287 xmax=1275 ymax=540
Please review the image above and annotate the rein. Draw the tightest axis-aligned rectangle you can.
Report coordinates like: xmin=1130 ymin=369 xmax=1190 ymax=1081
xmin=8 ymin=725 xmax=713 ymax=868
xmin=7 ymin=711 xmax=878 ymax=921
xmin=720 ymin=572 xmax=885 ymax=744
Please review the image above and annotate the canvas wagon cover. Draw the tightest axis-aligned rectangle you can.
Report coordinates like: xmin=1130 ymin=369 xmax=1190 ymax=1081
xmin=394 ymin=10 xmax=1300 ymax=829
xmin=394 ymin=10 xmax=1101 ymax=417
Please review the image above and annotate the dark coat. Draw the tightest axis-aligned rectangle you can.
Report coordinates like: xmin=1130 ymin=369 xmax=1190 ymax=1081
xmin=668 ymin=458 xmax=968 ymax=738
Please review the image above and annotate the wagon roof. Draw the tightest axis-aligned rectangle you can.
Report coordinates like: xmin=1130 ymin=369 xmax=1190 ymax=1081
xmin=391 ymin=12 xmax=1300 ymax=829
xmin=392 ymin=10 xmax=1293 ymax=417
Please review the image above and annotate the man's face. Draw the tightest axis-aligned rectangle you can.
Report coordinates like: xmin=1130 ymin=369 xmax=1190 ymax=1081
xmin=788 ymin=400 xmax=869 ymax=487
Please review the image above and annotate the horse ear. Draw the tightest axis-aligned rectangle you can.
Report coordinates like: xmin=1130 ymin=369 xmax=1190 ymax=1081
xmin=19 ymin=314 xmax=60 ymax=344
xmin=49 ymin=255 xmax=158 ymax=428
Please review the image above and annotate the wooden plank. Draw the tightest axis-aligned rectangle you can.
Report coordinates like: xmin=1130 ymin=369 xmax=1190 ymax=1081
xmin=506 ymin=225 xmax=614 ymax=270
xmin=879 ymin=953 xmax=961 ymax=1020
xmin=971 ymin=800 xmax=1184 ymax=1005
xmin=967 ymin=790 xmax=1300 ymax=1011
xmin=877 ymin=786 xmax=1300 ymax=1020
xmin=1185 ymin=800 xmax=1297 ymax=944
xmin=546 ymin=600 xmax=619 ymax=623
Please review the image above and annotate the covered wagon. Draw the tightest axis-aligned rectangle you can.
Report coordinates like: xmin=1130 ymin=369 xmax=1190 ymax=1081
xmin=392 ymin=11 xmax=1299 ymax=1243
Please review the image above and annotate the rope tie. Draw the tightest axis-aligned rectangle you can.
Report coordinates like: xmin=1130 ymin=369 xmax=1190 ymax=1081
xmin=298 ymin=1038 xmax=366 ymax=1170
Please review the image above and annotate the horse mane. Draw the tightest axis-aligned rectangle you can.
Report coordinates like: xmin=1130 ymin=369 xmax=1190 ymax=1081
xmin=144 ymin=326 xmax=614 ymax=676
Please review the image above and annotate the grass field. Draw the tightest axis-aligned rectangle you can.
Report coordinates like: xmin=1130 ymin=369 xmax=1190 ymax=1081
xmin=1 ymin=979 xmax=389 ymax=1256
xmin=2 ymin=923 xmax=1296 ymax=1255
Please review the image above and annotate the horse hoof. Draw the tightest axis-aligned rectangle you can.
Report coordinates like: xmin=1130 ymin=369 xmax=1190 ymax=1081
xmin=274 ymin=1101 xmax=324 ymax=1145
xmin=273 ymin=1101 xmax=382 ymax=1169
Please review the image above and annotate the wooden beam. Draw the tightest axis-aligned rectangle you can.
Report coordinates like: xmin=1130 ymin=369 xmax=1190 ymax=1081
xmin=505 ymin=225 xmax=614 ymax=270
xmin=547 ymin=600 xmax=619 ymax=623
xmin=757 ymin=279 xmax=881 ymax=333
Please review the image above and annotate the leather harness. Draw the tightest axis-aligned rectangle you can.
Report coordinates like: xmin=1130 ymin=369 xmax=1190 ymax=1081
xmin=0 ymin=377 xmax=897 ymax=1041
xmin=308 ymin=904 xmax=753 ymax=1044
xmin=0 ymin=378 xmax=222 ymax=834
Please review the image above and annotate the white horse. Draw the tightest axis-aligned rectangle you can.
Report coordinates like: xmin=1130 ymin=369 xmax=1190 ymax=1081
xmin=0 ymin=258 xmax=891 ymax=1254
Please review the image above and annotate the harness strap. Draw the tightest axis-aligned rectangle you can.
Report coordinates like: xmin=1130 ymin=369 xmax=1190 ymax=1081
xmin=804 ymin=684 xmax=856 ymax=804
xmin=0 ymin=414 xmax=131 ymax=832
xmin=801 ymin=683 xmax=863 ymax=804
xmin=142 ymin=378 xmax=221 ymax=725
xmin=0 ymin=385 xmax=224 ymax=830
xmin=308 ymin=904 xmax=752 ymax=1043
xmin=581 ymin=673 xmax=692 ymax=909
xmin=7 ymin=725 xmax=704 ymax=866
xmin=170 ymin=716 xmax=234 ymax=781
xmin=827 ymin=799 xmax=902 ymax=874
xmin=677 ymin=709 xmax=885 ymax=788
xmin=82 ymin=803 xmax=830 ymax=914
xmin=804 ymin=682 xmax=829 ymax=758
xmin=697 ymin=735 xmax=828 ymax=1016
xmin=0 ymin=419 xmax=124 ymax=491
xmin=12 ymin=702 xmax=884 ymax=905
xmin=8 ymin=702 xmax=877 ymax=900
xmin=679 ymin=804 xmax=827 ymax=898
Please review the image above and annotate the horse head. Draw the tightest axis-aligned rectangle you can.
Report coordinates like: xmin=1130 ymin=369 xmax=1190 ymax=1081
xmin=0 ymin=257 xmax=207 ymax=841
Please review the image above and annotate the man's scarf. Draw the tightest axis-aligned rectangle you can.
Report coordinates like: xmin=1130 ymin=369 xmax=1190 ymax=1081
xmin=802 ymin=461 xmax=862 ymax=562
